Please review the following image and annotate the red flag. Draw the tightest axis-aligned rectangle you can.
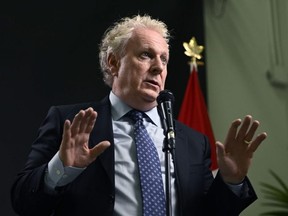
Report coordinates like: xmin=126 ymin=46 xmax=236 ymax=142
xmin=178 ymin=63 xmax=218 ymax=170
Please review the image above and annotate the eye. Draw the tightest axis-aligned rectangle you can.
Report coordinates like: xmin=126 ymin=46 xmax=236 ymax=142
xmin=161 ymin=56 xmax=168 ymax=65
xmin=140 ymin=52 xmax=151 ymax=59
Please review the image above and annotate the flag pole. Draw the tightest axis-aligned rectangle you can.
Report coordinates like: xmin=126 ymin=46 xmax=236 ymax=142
xmin=179 ymin=37 xmax=218 ymax=171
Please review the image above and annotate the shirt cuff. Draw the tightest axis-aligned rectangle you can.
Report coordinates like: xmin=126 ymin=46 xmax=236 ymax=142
xmin=45 ymin=151 xmax=86 ymax=189
xmin=226 ymin=182 xmax=244 ymax=197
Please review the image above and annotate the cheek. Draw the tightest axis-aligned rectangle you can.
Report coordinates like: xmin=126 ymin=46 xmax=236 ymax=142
xmin=118 ymin=67 xmax=141 ymax=88
xmin=129 ymin=64 xmax=146 ymax=83
xmin=161 ymin=71 xmax=168 ymax=88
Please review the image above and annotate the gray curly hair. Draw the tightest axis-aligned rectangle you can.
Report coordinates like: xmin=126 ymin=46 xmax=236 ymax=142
xmin=99 ymin=14 xmax=171 ymax=87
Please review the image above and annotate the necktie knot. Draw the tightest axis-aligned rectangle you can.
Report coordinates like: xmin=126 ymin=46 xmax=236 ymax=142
xmin=127 ymin=109 xmax=144 ymax=123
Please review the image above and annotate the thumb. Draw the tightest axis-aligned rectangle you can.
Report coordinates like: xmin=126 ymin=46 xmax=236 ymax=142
xmin=90 ymin=141 xmax=111 ymax=159
xmin=215 ymin=141 xmax=225 ymax=158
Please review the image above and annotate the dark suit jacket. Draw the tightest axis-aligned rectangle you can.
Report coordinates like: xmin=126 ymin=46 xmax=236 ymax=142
xmin=11 ymin=96 xmax=257 ymax=216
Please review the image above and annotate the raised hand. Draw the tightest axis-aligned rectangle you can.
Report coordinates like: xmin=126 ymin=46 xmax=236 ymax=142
xmin=216 ymin=115 xmax=267 ymax=184
xmin=59 ymin=107 xmax=110 ymax=168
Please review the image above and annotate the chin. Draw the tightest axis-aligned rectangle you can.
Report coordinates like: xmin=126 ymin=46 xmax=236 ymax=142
xmin=142 ymin=89 xmax=158 ymax=101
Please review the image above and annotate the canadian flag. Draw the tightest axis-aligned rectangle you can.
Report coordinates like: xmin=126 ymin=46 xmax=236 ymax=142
xmin=178 ymin=62 xmax=218 ymax=171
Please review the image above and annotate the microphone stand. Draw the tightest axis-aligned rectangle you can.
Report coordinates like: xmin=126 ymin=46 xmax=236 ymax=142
xmin=157 ymin=89 xmax=176 ymax=216
xmin=162 ymin=128 xmax=176 ymax=216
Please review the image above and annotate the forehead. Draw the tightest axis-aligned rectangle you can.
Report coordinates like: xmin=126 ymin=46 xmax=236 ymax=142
xmin=128 ymin=28 xmax=169 ymax=53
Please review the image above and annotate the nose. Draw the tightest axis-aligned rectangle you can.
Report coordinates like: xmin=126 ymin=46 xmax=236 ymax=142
xmin=150 ymin=57 xmax=165 ymax=75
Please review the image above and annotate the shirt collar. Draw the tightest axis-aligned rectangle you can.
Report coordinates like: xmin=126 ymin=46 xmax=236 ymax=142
xmin=109 ymin=91 xmax=162 ymax=127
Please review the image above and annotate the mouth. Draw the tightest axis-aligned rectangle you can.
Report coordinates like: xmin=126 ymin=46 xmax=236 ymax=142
xmin=145 ymin=79 xmax=160 ymax=88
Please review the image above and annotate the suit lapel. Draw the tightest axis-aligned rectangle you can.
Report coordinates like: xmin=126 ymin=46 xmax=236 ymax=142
xmin=174 ymin=121 xmax=190 ymax=213
xmin=156 ymin=107 xmax=190 ymax=203
xmin=89 ymin=97 xmax=115 ymax=186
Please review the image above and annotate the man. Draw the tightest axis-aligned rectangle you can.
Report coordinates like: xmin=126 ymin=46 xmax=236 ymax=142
xmin=11 ymin=15 xmax=267 ymax=216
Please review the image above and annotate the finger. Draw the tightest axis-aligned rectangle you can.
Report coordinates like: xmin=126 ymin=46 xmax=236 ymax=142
xmin=237 ymin=115 xmax=252 ymax=141
xmin=249 ymin=132 xmax=267 ymax=152
xmin=70 ymin=110 xmax=85 ymax=136
xmin=85 ymin=111 xmax=97 ymax=133
xmin=90 ymin=141 xmax=111 ymax=159
xmin=62 ymin=120 xmax=71 ymax=145
xmin=244 ymin=120 xmax=260 ymax=142
xmin=79 ymin=107 xmax=95 ymax=132
xmin=60 ymin=120 xmax=72 ymax=163
xmin=225 ymin=118 xmax=242 ymax=145
xmin=81 ymin=108 xmax=97 ymax=133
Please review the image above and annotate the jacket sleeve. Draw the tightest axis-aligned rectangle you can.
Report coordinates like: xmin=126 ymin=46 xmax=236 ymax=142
xmin=204 ymin=171 xmax=257 ymax=216
xmin=174 ymin=121 xmax=257 ymax=216
xmin=11 ymin=106 xmax=67 ymax=216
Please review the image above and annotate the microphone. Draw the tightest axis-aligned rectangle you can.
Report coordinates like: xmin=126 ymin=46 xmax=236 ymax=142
xmin=157 ymin=89 xmax=176 ymax=153
xmin=157 ymin=90 xmax=175 ymax=213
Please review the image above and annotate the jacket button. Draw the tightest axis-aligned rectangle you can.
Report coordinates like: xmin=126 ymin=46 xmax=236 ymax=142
xmin=109 ymin=195 xmax=114 ymax=203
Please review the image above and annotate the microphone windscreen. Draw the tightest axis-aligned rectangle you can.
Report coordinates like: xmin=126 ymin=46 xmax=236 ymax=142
xmin=157 ymin=89 xmax=175 ymax=104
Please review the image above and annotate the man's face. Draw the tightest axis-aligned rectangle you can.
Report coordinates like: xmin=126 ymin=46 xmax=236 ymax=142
xmin=110 ymin=28 xmax=169 ymax=111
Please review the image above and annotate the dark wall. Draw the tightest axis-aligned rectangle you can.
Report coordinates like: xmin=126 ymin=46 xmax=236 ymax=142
xmin=1 ymin=1 xmax=205 ymax=215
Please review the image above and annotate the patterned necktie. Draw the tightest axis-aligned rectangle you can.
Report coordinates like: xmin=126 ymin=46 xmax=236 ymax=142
xmin=128 ymin=110 xmax=166 ymax=216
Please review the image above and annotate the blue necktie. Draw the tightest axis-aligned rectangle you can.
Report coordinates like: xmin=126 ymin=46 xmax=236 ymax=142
xmin=128 ymin=110 xmax=166 ymax=216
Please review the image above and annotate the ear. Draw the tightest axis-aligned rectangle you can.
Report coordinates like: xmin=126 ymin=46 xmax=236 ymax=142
xmin=107 ymin=53 xmax=120 ymax=76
